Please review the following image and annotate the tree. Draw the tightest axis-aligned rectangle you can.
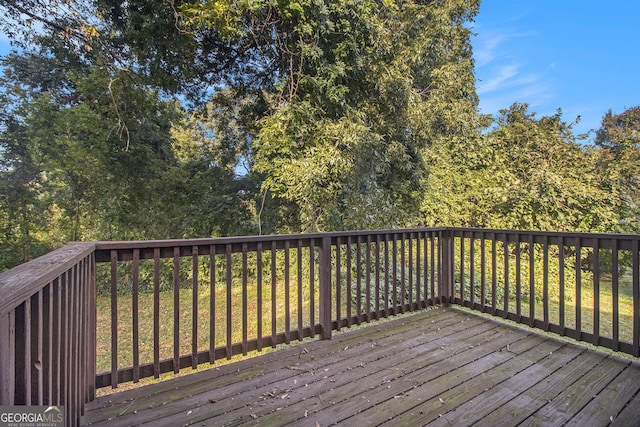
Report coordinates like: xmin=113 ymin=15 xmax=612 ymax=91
xmin=423 ymin=103 xmax=617 ymax=231
xmin=182 ymin=0 xmax=482 ymax=231
xmin=594 ymin=106 xmax=640 ymax=231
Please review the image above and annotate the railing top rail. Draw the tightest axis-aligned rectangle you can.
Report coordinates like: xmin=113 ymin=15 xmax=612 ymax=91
xmin=93 ymin=227 xmax=449 ymax=252
xmin=447 ymin=226 xmax=640 ymax=240
xmin=0 ymin=241 xmax=96 ymax=315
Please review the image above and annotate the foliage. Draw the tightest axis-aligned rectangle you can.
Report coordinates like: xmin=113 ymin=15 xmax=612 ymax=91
xmin=594 ymin=106 xmax=640 ymax=232
xmin=423 ymin=103 xmax=618 ymax=232
xmin=2 ymin=0 xmax=640 ymax=273
xmin=0 ymin=33 xmax=255 ymax=270
xmin=183 ymin=0 xmax=481 ymax=231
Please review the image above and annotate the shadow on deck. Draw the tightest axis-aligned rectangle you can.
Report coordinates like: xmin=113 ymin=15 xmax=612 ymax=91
xmin=81 ymin=307 xmax=640 ymax=426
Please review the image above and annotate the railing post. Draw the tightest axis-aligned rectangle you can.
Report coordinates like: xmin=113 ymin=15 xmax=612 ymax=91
xmin=439 ymin=229 xmax=453 ymax=306
xmin=0 ymin=311 xmax=15 ymax=405
xmin=319 ymin=236 xmax=333 ymax=340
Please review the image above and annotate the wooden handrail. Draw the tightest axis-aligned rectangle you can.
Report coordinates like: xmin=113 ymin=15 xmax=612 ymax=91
xmin=0 ymin=242 xmax=96 ymax=427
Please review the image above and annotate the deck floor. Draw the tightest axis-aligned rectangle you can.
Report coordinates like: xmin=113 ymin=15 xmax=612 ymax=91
xmin=82 ymin=307 xmax=640 ymax=426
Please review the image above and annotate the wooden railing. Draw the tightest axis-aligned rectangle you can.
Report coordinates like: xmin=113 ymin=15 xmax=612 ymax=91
xmin=446 ymin=228 xmax=640 ymax=357
xmin=91 ymin=229 xmax=444 ymax=388
xmin=1 ymin=227 xmax=639 ymax=426
xmin=0 ymin=242 xmax=96 ymax=427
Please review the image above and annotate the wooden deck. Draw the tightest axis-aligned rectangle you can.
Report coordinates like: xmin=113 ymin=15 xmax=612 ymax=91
xmin=81 ymin=307 xmax=640 ymax=426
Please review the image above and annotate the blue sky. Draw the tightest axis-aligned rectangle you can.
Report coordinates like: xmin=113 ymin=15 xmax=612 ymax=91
xmin=472 ymin=1 xmax=640 ymax=139
xmin=1 ymin=2 xmax=638 ymax=140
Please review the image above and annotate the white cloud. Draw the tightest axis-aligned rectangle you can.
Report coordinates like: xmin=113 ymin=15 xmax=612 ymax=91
xmin=473 ymin=27 xmax=555 ymax=116
xmin=477 ymin=64 xmax=520 ymax=94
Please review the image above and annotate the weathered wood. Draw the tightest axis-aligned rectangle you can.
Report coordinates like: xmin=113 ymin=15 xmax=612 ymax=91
xmin=0 ymin=242 xmax=95 ymax=315
xmin=81 ymin=308 xmax=640 ymax=427
xmin=610 ymin=379 xmax=640 ymax=426
xmin=94 ymin=311 xmax=466 ymax=427
xmin=519 ymin=356 xmax=627 ymax=426
xmin=191 ymin=245 xmax=199 ymax=367
xmin=474 ymin=350 xmax=606 ymax=426
xmin=319 ymin=236 xmax=332 ymax=340
xmin=83 ymin=308 xmax=453 ymax=425
xmin=109 ymin=250 xmax=118 ymax=389
xmin=172 ymin=247 xmax=180 ymax=374
xmin=565 ymin=362 xmax=640 ymax=427
xmin=427 ymin=343 xmax=585 ymax=426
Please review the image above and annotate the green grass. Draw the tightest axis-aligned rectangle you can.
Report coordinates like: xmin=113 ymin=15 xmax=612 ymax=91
xmin=95 ymin=279 xmax=318 ymax=374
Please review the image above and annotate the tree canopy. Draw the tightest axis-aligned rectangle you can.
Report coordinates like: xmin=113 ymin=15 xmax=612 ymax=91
xmin=1 ymin=0 xmax=639 ymax=271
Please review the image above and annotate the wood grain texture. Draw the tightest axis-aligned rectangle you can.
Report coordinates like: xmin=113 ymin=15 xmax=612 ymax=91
xmin=81 ymin=308 xmax=640 ymax=427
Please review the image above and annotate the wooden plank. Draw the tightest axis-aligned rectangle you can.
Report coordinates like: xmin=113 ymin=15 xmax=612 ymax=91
xmin=491 ymin=236 xmax=497 ymax=314
xmin=543 ymin=235 xmax=550 ymax=330
xmin=206 ymin=320 xmax=506 ymax=427
xmin=34 ymin=288 xmax=44 ymax=404
xmin=172 ymin=247 xmax=180 ymax=374
xmin=110 ymin=250 xmax=118 ymax=388
xmin=565 ymin=363 xmax=640 ymax=426
xmin=472 ymin=350 xmax=606 ymax=426
xmin=503 ymin=234 xmax=509 ymax=318
xmin=346 ymin=236 xmax=352 ymax=326
xmin=408 ymin=233 xmax=413 ymax=309
xmin=44 ymin=282 xmax=53 ymax=403
xmin=559 ymin=237 xmax=565 ymax=332
xmin=518 ymin=356 xmax=628 ymax=426
xmin=480 ymin=234 xmax=486 ymax=310
xmin=428 ymin=344 xmax=585 ymax=426
xmin=227 ymin=244 xmax=233 ymax=356
xmin=242 ymin=244 xmax=248 ymax=355
xmin=460 ymin=234 xmax=465 ymax=302
xmin=107 ymin=311 xmax=478 ymax=427
xmin=82 ymin=308 xmax=640 ymax=427
xmin=612 ymin=238 xmax=619 ymax=351
xmin=335 ymin=239 xmax=342 ymax=329
xmin=284 ymin=240 xmax=290 ymax=344
xmin=356 ymin=236 xmax=362 ymax=323
xmin=375 ymin=236 xmax=381 ymax=317
xmin=184 ymin=318 xmax=506 ymax=427
xmin=576 ymin=239 xmax=583 ymax=338
xmin=400 ymin=235 xmax=406 ymax=313
xmin=153 ymin=249 xmax=160 ymax=377
xmin=529 ymin=235 xmax=535 ymax=327
xmin=384 ymin=235 xmax=390 ymax=316
xmin=363 ymin=337 xmax=561 ymax=427
xmin=54 ymin=279 xmax=61 ymax=404
xmin=470 ymin=235 xmax=475 ymax=308
xmin=82 ymin=309 xmax=454 ymax=424
xmin=286 ymin=328 xmax=540 ymax=427
xmin=593 ymin=239 xmax=601 ymax=346
xmin=366 ymin=235 xmax=372 ymax=319
xmin=192 ymin=246 xmax=199 ymax=368
xmin=392 ymin=236 xmax=398 ymax=313
xmin=296 ymin=240 xmax=303 ymax=341
xmin=209 ymin=245 xmax=216 ymax=362
xmin=633 ymin=239 xmax=639 ymax=357
xmin=132 ymin=249 xmax=140 ymax=382
xmin=430 ymin=233 xmax=435 ymax=303
xmin=515 ymin=235 xmax=521 ymax=319
xmin=610 ymin=379 xmax=640 ymax=426
xmin=414 ymin=233 xmax=419 ymax=308
xmin=309 ymin=239 xmax=315 ymax=335
xmin=270 ymin=241 xmax=277 ymax=346
xmin=0 ymin=311 xmax=15 ymax=404
xmin=0 ymin=242 xmax=95 ymax=315
xmin=318 ymin=236 xmax=332 ymax=340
